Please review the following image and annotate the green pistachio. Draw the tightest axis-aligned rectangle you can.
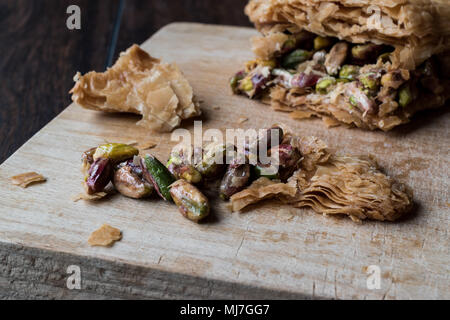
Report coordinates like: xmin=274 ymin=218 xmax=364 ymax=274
xmin=141 ymin=155 xmax=176 ymax=202
xmin=360 ymin=73 xmax=379 ymax=91
xmin=349 ymin=96 xmax=358 ymax=107
xmin=195 ymin=143 xmax=227 ymax=179
xmin=170 ymin=180 xmax=210 ymax=222
xmin=113 ymin=166 xmax=154 ymax=199
xmin=398 ymin=85 xmax=412 ymax=107
xmin=240 ymin=78 xmax=254 ymax=92
xmin=94 ymin=143 xmax=139 ymax=163
xmin=316 ymin=77 xmax=336 ymax=94
xmin=230 ymin=72 xmax=245 ymax=93
xmin=314 ymin=36 xmax=332 ymax=51
xmin=339 ymin=65 xmax=360 ymax=81
xmin=281 ymin=49 xmax=312 ymax=69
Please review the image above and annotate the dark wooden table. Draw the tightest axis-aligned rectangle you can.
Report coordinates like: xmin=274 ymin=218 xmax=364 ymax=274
xmin=0 ymin=0 xmax=251 ymax=164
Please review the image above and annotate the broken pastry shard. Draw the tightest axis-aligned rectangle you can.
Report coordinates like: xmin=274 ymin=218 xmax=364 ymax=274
xmin=11 ymin=172 xmax=46 ymax=188
xmin=70 ymin=44 xmax=201 ymax=133
xmin=72 ymin=192 xmax=108 ymax=202
xmin=230 ymin=177 xmax=297 ymax=212
xmin=230 ymin=132 xmax=413 ymax=222
xmin=88 ymin=224 xmax=122 ymax=247
xmin=232 ymin=1 xmax=450 ymax=131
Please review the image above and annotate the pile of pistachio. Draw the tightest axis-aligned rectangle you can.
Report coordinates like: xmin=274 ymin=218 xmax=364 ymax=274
xmin=81 ymin=127 xmax=302 ymax=223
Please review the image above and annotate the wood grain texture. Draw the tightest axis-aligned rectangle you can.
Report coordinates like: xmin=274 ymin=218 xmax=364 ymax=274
xmin=0 ymin=23 xmax=448 ymax=300
xmin=0 ymin=243 xmax=305 ymax=300
xmin=0 ymin=0 xmax=119 ymax=164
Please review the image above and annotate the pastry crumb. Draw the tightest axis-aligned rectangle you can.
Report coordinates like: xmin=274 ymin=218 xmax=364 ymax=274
xmin=72 ymin=192 xmax=108 ymax=202
xmin=138 ymin=141 xmax=158 ymax=150
xmin=88 ymin=224 xmax=122 ymax=247
xmin=10 ymin=172 xmax=46 ymax=188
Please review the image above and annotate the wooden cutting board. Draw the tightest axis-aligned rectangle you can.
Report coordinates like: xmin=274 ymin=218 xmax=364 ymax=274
xmin=0 ymin=23 xmax=448 ymax=300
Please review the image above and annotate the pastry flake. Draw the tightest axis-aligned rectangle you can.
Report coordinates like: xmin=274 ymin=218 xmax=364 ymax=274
xmin=70 ymin=44 xmax=201 ymax=132
xmin=72 ymin=192 xmax=108 ymax=202
xmin=230 ymin=177 xmax=297 ymax=212
xmin=10 ymin=172 xmax=46 ymax=188
xmin=88 ymin=224 xmax=122 ymax=247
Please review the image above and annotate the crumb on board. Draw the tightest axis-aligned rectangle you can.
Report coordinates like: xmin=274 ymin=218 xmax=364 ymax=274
xmin=138 ymin=141 xmax=158 ymax=150
xmin=72 ymin=192 xmax=108 ymax=202
xmin=88 ymin=224 xmax=122 ymax=247
xmin=10 ymin=172 xmax=46 ymax=188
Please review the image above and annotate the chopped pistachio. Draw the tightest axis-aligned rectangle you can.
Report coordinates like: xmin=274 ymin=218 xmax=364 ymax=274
xmin=220 ymin=163 xmax=251 ymax=200
xmin=260 ymin=59 xmax=277 ymax=68
xmin=180 ymin=166 xmax=202 ymax=184
xmin=230 ymin=71 xmax=245 ymax=93
xmin=114 ymin=166 xmax=153 ymax=199
xmin=339 ymin=65 xmax=360 ymax=80
xmin=240 ymin=78 xmax=254 ymax=92
xmin=349 ymin=96 xmax=358 ymax=107
xmin=141 ymin=155 xmax=176 ymax=202
xmin=170 ymin=180 xmax=210 ymax=222
xmin=94 ymin=143 xmax=139 ymax=163
xmin=86 ymin=158 xmax=113 ymax=195
xmin=253 ymin=164 xmax=279 ymax=180
xmin=195 ymin=143 xmax=227 ymax=179
xmin=316 ymin=77 xmax=336 ymax=94
xmin=314 ymin=36 xmax=332 ymax=51
xmin=360 ymin=73 xmax=379 ymax=90
xmin=398 ymin=85 xmax=412 ymax=107
xmin=281 ymin=49 xmax=312 ymax=69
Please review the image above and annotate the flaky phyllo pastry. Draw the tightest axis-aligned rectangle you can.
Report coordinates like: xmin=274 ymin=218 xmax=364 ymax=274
xmin=71 ymin=45 xmax=201 ymax=132
xmin=231 ymin=0 xmax=450 ymax=130
xmin=230 ymin=132 xmax=413 ymax=222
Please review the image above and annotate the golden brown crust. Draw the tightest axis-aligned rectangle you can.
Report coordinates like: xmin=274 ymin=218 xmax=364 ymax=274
xmin=70 ymin=44 xmax=201 ymax=132
xmin=245 ymin=0 xmax=450 ymax=70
